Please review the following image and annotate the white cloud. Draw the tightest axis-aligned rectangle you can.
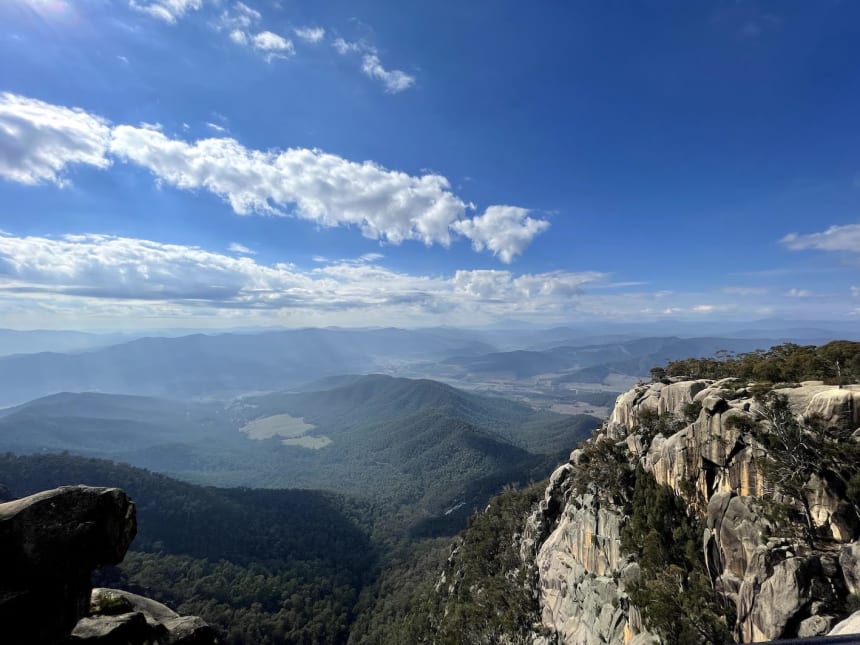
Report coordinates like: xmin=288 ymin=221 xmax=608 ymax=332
xmin=850 ymin=286 xmax=859 ymax=298
xmin=129 ymin=0 xmax=204 ymax=23
xmin=216 ymin=3 xmax=293 ymax=60
xmin=251 ymin=31 xmax=295 ymax=58
xmin=1 ymin=93 xmax=548 ymax=261
xmin=0 ymin=233 xmax=855 ymax=326
xmin=333 ymin=38 xmax=362 ymax=55
xmin=452 ymin=269 xmax=603 ymax=300
xmin=332 ymin=39 xmax=416 ymax=92
xmin=0 ymin=233 xmax=602 ymax=315
xmin=0 ymin=93 xmax=111 ymax=186
xmin=451 ymin=206 xmax=550 ymax=263
xmin=108 ymin=125 xmax=466 ymax=245
xmin=780 ymin=223 xmax=860 ymax=253
xmin=206 ymin=122 xmax=228 ymax=133
xmin=217 ymin=1 xmax=259 ymax=32
xmin=108 ymin=123 xmax=546 ymax=260
xmin=786 ymin=288 xmax=812 ymax=298
xmin=228 ymin=242 xmax=255 ymax=255
xmin=294 ymin=26 xmax=325 ymax=43
xmin=361 ymin=54 xmax=415 ymax=93
xmin=229 ymin=1 xmax=259 ymax=26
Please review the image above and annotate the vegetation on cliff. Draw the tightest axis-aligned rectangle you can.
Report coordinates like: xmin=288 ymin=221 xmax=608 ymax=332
xmin=660 ymin=340 xmax=860 ymax=384
xmin=622 ymin=469 xmax=735 ymax=644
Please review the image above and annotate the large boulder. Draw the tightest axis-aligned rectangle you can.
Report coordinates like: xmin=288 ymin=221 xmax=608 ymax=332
xmin=73 ymin=589 xmax=217 ymax=644
xmin=0 ymin=486 xmax=136 ymax=645
xmin=805 ymin=388 xmax=860 ymax=429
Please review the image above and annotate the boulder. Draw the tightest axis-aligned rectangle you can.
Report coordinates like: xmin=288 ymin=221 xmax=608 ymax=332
xmin=805 ymin=388 xmax=860 ymax=429
xmin=839 ymin=542 xmax=860 ymax=595
xmin=87 ymin=588 xmax=217 ymax=644
xmin=0 ymin=486 xmax=136 ymax=645
xmin=70 ymin=612 xmax=155 ymax=644
xmin=830 ymin=609 xmax=860 ymax=636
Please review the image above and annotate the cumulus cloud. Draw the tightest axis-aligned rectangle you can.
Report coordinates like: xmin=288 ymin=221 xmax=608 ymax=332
xmin=0 ymin=93 xmax=548 ymax=261
xmin=108 ymin=125 xmax=466 ymax=245
xmin=129 ymin=0 xmax=204 ymax=23
xmin=360 ymin=54 xmax=415 ymax=93
xmin=0 ymin=93 xmax=111 ymax=186
xmin=229 ymin=29 xmax=248 ymax=44
xmin=780 ymin=223 xmax=860 ymax=253
xmin=294 ymin=26 xmax=325 ymax=43
xmin=0 ymin=233 xmax=602 ymax=314
xmin=251 ymin=31 xmax=295 ymax=59
xmin=452 ymin=269 xmax=603 ymax=300
xmin=451 ymin=206 xmax=550 ymax=263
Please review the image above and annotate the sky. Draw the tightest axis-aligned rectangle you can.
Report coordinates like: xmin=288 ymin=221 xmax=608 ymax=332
xmin=0 ymin=0 xmax=858 ymax=330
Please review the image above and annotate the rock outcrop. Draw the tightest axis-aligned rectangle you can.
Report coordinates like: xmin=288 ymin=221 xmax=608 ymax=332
xmin=528 ymin=379 xmax=860 ymax=644
xmin=71 ymin=588 xmax=217 ymax=644
xmin=0 ymin=485 xmax=216 ymax=645
xmin=0 ymin=486 xmax=136 ymax=645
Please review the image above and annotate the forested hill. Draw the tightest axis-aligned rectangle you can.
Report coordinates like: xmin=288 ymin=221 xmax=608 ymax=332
xmin=0 ymin=453 xmax=377 ymax=644
xmin=0 ymin=375 xmax=600 ymax=536
xmin=238 ymin=373 xmax=554 ymax=452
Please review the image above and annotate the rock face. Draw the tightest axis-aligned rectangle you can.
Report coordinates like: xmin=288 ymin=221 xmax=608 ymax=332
xmin=0 ymin=485 xmax=216 ymax=645
xmin=71 ymin=589 xmax=217 ymax=644
xmin=533 ymin=485 xmax=628 ymax=644
xmin=529 ymin=379 xmax=860 ymax=644
xmin=0 ymin=486 xmax=136 ymax=645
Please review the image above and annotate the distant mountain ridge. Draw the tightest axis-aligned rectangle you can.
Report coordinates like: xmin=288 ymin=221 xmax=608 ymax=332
xmin=1 ymin=326 xmax=852 ymax=408
xmin=0 ymin=328 xmax=499 ymax=407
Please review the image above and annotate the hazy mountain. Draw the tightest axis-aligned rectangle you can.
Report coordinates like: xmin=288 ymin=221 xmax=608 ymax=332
xmin=0 ymin=392 xmax=228 ymax=454
xmin=0 ymin=327 xmax=510 ymax=407
xmin=442 ymin=336 xmax=786 ymax=381
xmin=0 ymin=375 xmax=599 ymax=533
xmin=0 ymin=328 xmax=137 ymax=357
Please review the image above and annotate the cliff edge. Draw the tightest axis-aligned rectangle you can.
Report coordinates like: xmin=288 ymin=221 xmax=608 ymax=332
xmin=525 ymin=379 xmax=860 ymax=644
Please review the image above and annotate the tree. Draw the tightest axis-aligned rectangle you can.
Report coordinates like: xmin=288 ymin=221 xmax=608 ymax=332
xmin=650 ymin=366 xmax=667 ymax=382
xmin=749 ymin=392 xmax=860 ymax=545
xmin=622 ymin=469 xmax=735 ymax=644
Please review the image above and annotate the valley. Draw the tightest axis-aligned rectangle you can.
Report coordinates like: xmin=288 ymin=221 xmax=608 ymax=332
xmin=1 ymin=327 xmax=859 ymax=643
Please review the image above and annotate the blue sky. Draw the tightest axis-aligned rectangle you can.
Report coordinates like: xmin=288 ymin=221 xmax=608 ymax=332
xmin=0 ymin=0 xmax=858 ymax=329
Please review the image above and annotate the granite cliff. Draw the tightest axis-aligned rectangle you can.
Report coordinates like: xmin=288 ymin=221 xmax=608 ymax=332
xmin=523 ymin=379 xmax=860 ymax=644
